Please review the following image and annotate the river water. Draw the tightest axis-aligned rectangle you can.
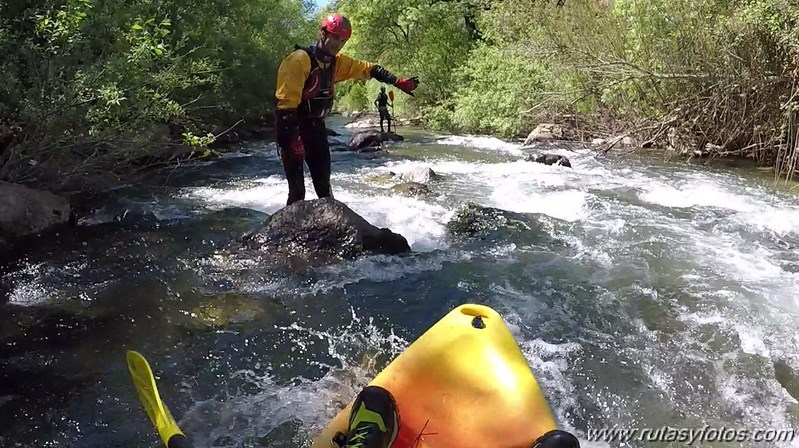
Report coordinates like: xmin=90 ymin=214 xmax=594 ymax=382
xmin=1 ymin=115 xmax=798 ymax=447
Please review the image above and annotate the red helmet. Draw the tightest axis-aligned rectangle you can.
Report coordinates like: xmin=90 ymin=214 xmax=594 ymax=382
xmin=321 ymin=13 xmax=352 ymax=39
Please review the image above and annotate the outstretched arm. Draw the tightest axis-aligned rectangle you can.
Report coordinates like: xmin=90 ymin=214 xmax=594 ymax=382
xmin=335 ymin=53 xmax=420 ymax=96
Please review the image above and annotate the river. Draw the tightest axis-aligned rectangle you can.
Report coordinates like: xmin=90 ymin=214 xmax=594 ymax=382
xmin=1 ymin=115 xmax=798 ymax=447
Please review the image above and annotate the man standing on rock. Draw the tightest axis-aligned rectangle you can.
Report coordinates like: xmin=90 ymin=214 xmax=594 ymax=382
xmin=274 ymin=13 xmax=419 ymax=205
xmin=374 ymin=86 xmax=392 ymax=133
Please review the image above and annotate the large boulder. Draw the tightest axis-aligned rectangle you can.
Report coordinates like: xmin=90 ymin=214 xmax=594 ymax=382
xmin=399 ymin=167 xmax=439 ymax=184
xmin=348 ymin=130 xmax=404 ymax=152
xmin=242 ymin=198 xmax=410 ymax=267
xmin=523 ymin=124 xmax=565 ymax=145
xmin=0 ymin=182 xmax=72 ymax=249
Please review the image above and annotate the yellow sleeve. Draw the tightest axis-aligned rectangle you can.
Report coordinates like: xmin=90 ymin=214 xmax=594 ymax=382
xmin=275 ymin=50 xmax=312 ymax=110
xmin=334 ymin=53 xmax=374 ymax=83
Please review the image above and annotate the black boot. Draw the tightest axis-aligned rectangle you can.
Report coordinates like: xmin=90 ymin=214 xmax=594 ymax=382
xmin=533 ymin=429 xmax=581 ymax=448
xmin=341 ymin=386 xmax=399 ymax=448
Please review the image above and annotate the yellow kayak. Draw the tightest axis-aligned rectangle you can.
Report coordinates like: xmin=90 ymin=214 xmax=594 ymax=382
xmin=310 ymin=304 xmax=558 ymax=448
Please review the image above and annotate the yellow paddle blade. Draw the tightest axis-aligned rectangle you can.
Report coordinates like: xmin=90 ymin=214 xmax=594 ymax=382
xmin=388 ymin=90 xmax=394 ymax=101
xmin=126 ymin=350 xmax=184 ymax=447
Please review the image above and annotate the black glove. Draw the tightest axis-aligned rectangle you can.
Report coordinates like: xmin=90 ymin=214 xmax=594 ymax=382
xmin=275 ymin=110 xmax=304 ymax=158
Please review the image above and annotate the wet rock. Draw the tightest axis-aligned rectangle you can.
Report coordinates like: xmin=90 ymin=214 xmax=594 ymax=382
xmin=0 ymin=182 xmax=72 ymax=248
xmin=326 ymin=128 xmax=340 ymax=136
xmin=446 ymin=202 xmax=566 ymax=248
xmin=399 ymin=167 xmax=438 ymax=184
xmin=389 ymin=182 xmax=432 ymax=197
xmin=774 ymin=359 xmax=799 ymax=402
xmin=525 ymin=153 xmax=572 ymax=168
xmin=447 ymin=202 xmax=532 ymax=237
xmin=242 ymin=197 xmax=410 ymax=267
xmin=347 ymin=130 xmax=404 ymax=152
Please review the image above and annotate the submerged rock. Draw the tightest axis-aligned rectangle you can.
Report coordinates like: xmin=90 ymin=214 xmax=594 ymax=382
xmin=363 ymin=171 xmax=397 ymax=184
xmin=191 ymin=292 xmax=269 ymax=328
xmin=389 ymin=182 xmax=432 ymax=197
xmin=242 ymin=197 xmax=411 ymax=267
xmin=447 ymin=202 xmax=532 ymax=237
xmin=446 ymin=202 xmax=566 ymax=248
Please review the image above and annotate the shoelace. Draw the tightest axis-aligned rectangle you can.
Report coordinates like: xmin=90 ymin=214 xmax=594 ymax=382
xmin=346 ymin=424 xmax=374 ymax=448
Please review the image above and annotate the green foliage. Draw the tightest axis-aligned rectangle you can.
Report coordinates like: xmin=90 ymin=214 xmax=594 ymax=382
xmin=4 ymin=0 xmax=799 ymax=185
xmin=335 ymin=81 xmax=370 ymax=111
xmin=447 ymin=44 xmax=549 ymax=137
xmin=0 ymin=0 xmax=317 ymax=186
xmin=333 ymin=0 xmax=475 ymax=114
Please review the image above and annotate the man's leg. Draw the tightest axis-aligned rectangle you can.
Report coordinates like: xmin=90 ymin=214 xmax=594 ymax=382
xmin=301 ymin=118 xmax=333 ymax=199
xmin=379 ymin=108 xmax=387 ymax=133
xmin=279 ymin=146 xmax=305 ymax=205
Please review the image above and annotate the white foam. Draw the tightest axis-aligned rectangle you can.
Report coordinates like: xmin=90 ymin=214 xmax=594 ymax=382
xmin=637 ymin=174 xmax=799 ymax=235
xmin=690 ymin=235 xmax=788 ymax=283
xmin=374 ymin=158 xmax=588 ymax=222
xmin=639 ymin=181 xmax=755 ymax=211
xmin=434 ymin=134 xmax=524 ymax=156
xmin=741 ymin=205 xmax=799 ymax=235
xmin=183 ymin=174 xmax=451 ymax=252
xmin=330 ymin=189 xmax=451 ymax=252
xmin=735 ymin=325 xmax=771 ymax=357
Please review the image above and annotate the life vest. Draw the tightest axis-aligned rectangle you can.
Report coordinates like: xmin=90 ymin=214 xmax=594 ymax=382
xmin=296 ymin=44 xmax=336 ymax=119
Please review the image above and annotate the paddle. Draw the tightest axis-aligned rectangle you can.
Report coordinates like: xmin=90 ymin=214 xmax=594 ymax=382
xmin=388 ymin=90 xmax=396 ymax=131
xmin=126 ymin=350 xmax=194 ymax=448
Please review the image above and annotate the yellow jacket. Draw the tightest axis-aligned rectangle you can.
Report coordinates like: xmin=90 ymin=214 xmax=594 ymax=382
xmin=275 ymin=49 xmax=374 ymax=111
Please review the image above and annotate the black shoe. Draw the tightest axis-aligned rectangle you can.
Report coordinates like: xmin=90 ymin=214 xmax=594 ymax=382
xmin=342 ymin=386 xmax=399 ymax=448
xmin=533 ymin=429 xmax=581 ymax=448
